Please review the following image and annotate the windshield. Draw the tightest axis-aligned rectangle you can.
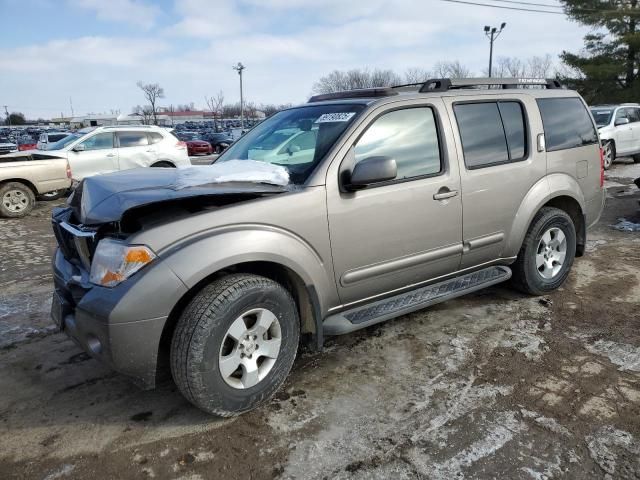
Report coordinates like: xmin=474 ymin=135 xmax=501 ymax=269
xmin=45 ymin=133 xmax=81 ymax=150
xmin=590 ymin=109 xmax=613 ymax=127
xmin=216 ymin=104 xmax=365 ymax=184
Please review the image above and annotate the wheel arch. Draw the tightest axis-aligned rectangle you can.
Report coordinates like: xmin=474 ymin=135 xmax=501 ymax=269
xmin=506 ymin=174 xmax=586 ymax=258
xmin=0 ymin=178 xmax=38 ymax=195
xmin=156 ymin=260 xmax=324 ymax=383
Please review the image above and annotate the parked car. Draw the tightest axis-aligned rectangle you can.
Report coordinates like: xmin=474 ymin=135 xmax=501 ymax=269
xmin=0 ymin=153 xmax=72 ymax=217
xmin=0 ymin=141 xmax=18 ymax=155
xmin=37 ymin=132 xmax=71 ymax=150
xmin=7 ymin=125 xmax=190 ymax=181
xmin=175 ymin=132 xmax=213 ymax=156
xmin=590 ymin=104 xmax=640 ymax=169
xmin=51 ymin=78 xmax=605 ymax=416
xmin=17 ymin=137 xmax=37 ymax=151
xmin=202 ymin=132 xmax=234 ymax=153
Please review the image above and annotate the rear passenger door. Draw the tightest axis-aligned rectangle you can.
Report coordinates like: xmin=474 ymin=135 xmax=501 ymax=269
xmin=613 ymin=108 xmax=634 ymax=155
xmin=445 ymin=96 xmax=544 ymax=268
xmin=627 ymin=107 xmax=640 ymax=153
xmin=116 ymin=131 xmax=155 ymax=170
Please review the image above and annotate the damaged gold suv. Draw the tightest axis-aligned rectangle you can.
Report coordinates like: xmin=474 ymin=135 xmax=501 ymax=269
xmin=51 ymin=78 xmax=605 ymax=416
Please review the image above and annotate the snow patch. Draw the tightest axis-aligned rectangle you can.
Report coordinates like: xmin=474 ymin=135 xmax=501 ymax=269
xmin=586 ymin=340 xmax=640 ymax=372
xmin=172 ymin=160 xmax=290 ymax=189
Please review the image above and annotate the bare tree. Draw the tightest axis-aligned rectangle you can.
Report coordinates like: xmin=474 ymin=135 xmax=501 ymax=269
xmin=433 ymin=60 xmax=472 ymax=79
xmin=527 ymin=54 xmax=553 ymax=78
xmin=205 ymin=90 xmax=225 ymax=129
xmin=259 ymin=103 xmax=293 ymax=117
xmin=312 ymin=68 xmax=402 ymax=94
xmin=136 ymin=81 xmax=165 ymax=125
xmin=403 ymin=67 xmax=432 ymax=84
xmin=132 ymin=105 xmax=154 ymax=125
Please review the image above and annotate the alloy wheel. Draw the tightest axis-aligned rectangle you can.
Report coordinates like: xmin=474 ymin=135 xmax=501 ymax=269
xmin=536 ymin=227 xmax=567 ymax=279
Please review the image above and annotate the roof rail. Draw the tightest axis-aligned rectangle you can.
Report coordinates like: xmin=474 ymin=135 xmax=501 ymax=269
xmin=102 ymin=124 xmax=155 ymax=129
xmin=416 ymin=77 xmax=563 ymax=92
xmin=308 ymin=87 xmax=398 ymax=103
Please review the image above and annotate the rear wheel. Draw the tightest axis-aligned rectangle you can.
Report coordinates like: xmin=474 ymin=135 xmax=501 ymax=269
xmin=0 ymin=182 xmax=35 ymax=218
xmin=602 ymin=140 xmax=615 ymax=169
xmin=511 ymin=207 xmax=576 ymax=295
xmin=170 ymin=274 xmax=300 ymax=416
xmin=151 ymin=161 xmax=175 ymax=168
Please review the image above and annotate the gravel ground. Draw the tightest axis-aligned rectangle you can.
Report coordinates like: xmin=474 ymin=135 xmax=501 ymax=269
xmin=0 ymin=160 xmax=639 ymax=480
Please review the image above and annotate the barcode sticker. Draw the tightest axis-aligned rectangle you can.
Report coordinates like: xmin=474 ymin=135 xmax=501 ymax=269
xmin=315 ymin=112 xmax=356 ymax=123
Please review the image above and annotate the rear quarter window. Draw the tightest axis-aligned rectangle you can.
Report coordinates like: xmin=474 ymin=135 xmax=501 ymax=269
xmin=537 ymin=97 xmax=598 ymax=152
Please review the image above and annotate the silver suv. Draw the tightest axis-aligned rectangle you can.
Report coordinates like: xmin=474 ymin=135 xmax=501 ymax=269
xmin=36 ymin=125 xmax=190 ymax=180
xmin=51 ymin=78 xmax=605 ymax=416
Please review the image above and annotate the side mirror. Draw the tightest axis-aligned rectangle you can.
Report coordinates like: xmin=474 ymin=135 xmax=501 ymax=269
xmin=347 ymin=156 xmax=397 ymax=190
xmin=72 ymin=144 xmax=86 ymax=152
xmin=615 ymin=117 xmax=630 ymax=126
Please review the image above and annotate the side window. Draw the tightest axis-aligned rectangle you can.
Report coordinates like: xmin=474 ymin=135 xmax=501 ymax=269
xmin=118 ymin=132 xmax=149 ymax=148
xmin=537 ymin=98 xmax=598 ymax=151
xmin=627 ymin=108 xmax=640 ymax=123
xmin=615 ymin=108 xmax=628 ymax=123
xmin=498 ymin=102 xmax=526 ymax=161
xmin=148 ymin=132 xmax=164 ymax=144
xmin=454 ymin=102 xmax=509 ymax=168
xmin=79 ymin=133 xmax=114 ymax=151
xmin=354 ymin=107 xmax=441 ymax=180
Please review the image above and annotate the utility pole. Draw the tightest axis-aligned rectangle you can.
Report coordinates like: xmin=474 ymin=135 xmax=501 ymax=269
xmin=69 ymin=97 xmax=74 ymax=117
xmin=3 ymin=105 xmax=10 ymax=127
xmin=233 ymin=62 xmax=245 ymax=130
xmin=484 ymin=23 xmax=506 ymax=77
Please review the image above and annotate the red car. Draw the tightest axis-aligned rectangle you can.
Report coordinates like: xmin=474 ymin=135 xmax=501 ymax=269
xmin=186 ymin=140 xmax=212 ymax=156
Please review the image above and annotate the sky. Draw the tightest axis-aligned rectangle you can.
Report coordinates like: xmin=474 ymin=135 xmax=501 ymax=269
xmin=0 ymin=0 xmax=591 ymax=120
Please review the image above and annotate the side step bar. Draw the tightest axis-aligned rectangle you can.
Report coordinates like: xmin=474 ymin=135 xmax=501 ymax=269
xmin=323 ymin=266 xmax=512 ymax=335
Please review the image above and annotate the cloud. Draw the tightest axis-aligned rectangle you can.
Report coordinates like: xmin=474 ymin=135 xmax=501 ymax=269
xmin=69 ymin=0 xmax=161 ymax=29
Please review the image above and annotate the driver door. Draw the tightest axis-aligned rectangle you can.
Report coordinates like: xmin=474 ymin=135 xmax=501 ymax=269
xmin=67 ymin=132 xmax=118 ymax=180
xmin=326 ymin=100 xmax=463 ymax=304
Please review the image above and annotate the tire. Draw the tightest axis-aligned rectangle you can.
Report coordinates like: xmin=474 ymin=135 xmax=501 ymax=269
xmin=633 ymin=154 xmax=640 ymax=164
xmin=0 ymin=181 xmax=36 ymax=218
xmin=510 ymin=207 xmax=577 ymax=296
xmin=602 ymin=140 xmax=615 ymax=170
xmin=151 ymin=161 xmax=175 ymax=168
xmin=38 ymin=189 xmax=68 ymax=201
xmin=170 ymin=274 xmax=300 ymax=416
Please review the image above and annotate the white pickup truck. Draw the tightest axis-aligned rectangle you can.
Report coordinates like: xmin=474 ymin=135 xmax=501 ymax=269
xmin=0 ymin=153 xmax=72 ymax=217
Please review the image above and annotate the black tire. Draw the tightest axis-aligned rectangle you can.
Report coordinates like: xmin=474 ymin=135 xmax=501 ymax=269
xmin=38 ymin=189 xmax=68 ymax=201
xmin=0 ymin=181 xmax=36 ymax=218
xmin=151 ymin=161 xmax=175 ymax=168
xmin=510 ymin=207 xmax=577 ymax=296
xmin=170 ymin=274 xmax=300 ymax=416
xmin=633 ymin=154 xmax=640 ymax=164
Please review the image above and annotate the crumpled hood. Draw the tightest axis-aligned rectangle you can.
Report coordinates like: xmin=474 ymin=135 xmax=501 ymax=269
xmin=69 ymin=161 xmax=291 ymax=225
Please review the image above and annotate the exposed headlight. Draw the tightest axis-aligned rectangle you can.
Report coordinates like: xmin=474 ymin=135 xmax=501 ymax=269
xmin=89 ymin=238 xmax=156 ymax=287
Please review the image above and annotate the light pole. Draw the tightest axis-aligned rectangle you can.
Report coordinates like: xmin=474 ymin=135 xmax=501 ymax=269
xmin=484 ymin=23 xmax=506 ymax=77
xmin=233 ymin=62 xmax=245 ymax=129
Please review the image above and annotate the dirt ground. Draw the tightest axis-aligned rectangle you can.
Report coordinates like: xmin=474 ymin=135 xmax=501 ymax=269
xmin=1 ymin=160 xmax=639 ymax=480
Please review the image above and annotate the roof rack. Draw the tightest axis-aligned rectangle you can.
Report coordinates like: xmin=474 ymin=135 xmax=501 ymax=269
xmin=308 ymin=87 xmax=398 ymax=103
xmin=416 ymin=77 xmax=563 ymax=92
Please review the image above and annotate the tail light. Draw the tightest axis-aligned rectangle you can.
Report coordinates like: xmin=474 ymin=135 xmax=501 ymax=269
xmin=176 ymin=141 xmax=187 ymax=149
xmin=66 ymin=161 xmax=72 ymax=179
xmin=599 ymin=146 xmax=604 ymax=188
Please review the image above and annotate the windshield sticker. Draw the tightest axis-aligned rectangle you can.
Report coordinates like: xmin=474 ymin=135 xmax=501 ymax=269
xmin=315 ymin=112 xmax=356 ymax=123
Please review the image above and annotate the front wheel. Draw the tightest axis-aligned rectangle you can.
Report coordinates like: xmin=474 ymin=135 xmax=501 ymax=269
xmin=170 ymin=274 xmax=300 ymax=416
xmin=510 ymin=207 xmax=576 ymax=295
xmin=602 ymin=141 xmax=615 ymax=169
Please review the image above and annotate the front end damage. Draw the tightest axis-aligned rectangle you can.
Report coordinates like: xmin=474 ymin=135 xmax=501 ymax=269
xmin=50 ymin=161 xmax=292 ymax=388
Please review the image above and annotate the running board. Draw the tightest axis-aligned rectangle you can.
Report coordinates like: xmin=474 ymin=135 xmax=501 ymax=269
xmin=323 ymin=266 xmax=512 ymax=335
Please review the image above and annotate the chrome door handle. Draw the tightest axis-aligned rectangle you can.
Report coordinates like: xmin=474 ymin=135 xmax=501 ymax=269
xmin=106 ymin=153 xmax=115 ymax=157
xmin=433 ymin=189 xmax=458 ymax=200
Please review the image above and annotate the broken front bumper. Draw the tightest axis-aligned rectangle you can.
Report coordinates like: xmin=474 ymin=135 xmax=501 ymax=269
xmin=51 ymin=248 xmax=188 ymax=389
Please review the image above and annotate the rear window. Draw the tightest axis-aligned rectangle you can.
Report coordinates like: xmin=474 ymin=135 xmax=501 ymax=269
xmin=117 ymin=132 xmax=149 ymax=147
xmin=537 ymin=98 xmax=598 ymax=152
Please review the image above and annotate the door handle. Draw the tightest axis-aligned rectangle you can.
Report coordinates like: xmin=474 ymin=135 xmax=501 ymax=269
xmin=433 ymin=188 xmax=458 ymax=201
xmin=106 ymin=153 xmax=115 ymax=157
